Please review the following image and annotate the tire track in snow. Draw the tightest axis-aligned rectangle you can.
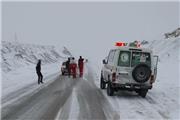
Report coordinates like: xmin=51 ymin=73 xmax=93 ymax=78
xmin=76 ymin=64 xmax=120 ymax=120
xmin=76 ymin=79 xmax=107 ymax=120
xmin=1 ymin=76 xmax=73 ymax=120
xmin=55 ymin=78 xmax=80 ymax=120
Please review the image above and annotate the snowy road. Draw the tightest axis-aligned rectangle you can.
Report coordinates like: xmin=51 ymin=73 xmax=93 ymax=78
xmin=2 ymin=75 xmax=73 ymax=120
xmin=1 ymin=63 xmax=179 ymax=120
xmin=1 ymin=67 xmax=119 ymax=120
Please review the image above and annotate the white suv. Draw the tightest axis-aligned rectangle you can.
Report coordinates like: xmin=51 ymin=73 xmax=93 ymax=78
xmin=100 ymin=43 xmax=158 ymax=97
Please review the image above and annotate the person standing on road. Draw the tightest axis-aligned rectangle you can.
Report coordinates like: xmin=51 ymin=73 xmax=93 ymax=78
xmin=70 ymin=57 xmax=77 ymax=78
xmin=36 ymin=59 xmax=43 ymax=84
xmin=66 ymin=58 xmax=71 ymax=77
xmin=78 ymin=56 xmax=84 ymax=77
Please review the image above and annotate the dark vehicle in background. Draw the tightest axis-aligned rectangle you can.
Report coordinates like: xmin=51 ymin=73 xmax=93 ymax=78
xmin=61 ymin=62 xmax=68 ymax=75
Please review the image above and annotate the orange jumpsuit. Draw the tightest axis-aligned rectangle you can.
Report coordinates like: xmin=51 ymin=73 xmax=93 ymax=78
xmin=70 ymin=62 xmax=77 ymax=78
xmin=78 ymin=58 xmax=84 ymax=77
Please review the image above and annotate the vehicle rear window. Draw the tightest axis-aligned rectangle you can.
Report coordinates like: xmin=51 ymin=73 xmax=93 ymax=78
xmin=118 ymin=51 xmax=130 ymax=67
xmin=131 ymin=52 xmax=151 ymax=67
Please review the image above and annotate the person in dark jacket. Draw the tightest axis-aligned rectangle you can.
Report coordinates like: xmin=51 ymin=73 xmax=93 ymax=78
xmin=36 ymin=59 xmax=43 ymax=84
xmin=66 ymin=58 xmax=71 ymax=77
xmin=78 ymin=56 xmax=84 ymax=77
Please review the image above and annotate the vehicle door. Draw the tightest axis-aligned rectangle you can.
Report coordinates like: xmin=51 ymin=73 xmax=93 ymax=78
xmin=104 ymin=50 xmax=116 ymax=81
xmin=153 ymin=55 xmax=159 ymax=80
xmin=116 ymin=50 xmax=131 ymax=83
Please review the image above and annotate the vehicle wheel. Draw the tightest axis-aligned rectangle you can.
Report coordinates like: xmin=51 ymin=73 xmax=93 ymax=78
xmin=138 ymin=89 xmax=148 ymax=98
xmin=132 ymin=64 xmax=151 ymax=83
xmin=62 ymin=72 xmax=64 ymax=75
xmin=107 ymin=82 xmax=114 ymax=96
xmin=100 ymin=75 xmax=106 ymax=89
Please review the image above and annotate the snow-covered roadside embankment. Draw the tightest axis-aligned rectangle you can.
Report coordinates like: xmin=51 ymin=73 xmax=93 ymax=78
xmin=1 ymin=41 xmax=72 ymax=104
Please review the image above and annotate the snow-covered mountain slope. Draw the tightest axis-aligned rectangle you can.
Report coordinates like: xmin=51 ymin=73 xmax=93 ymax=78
xmin=146 ymin=37 xmax=179 ymax=62
xmin=1 ymin=41 xmax=71 ymax=72
xmin=1 ymin=41 xmax=72 ymax=99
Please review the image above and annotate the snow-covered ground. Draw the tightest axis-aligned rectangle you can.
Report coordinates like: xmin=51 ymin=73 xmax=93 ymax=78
xmin=1 ymin=35 xmax=180 ymax=119
xmin=2 ymin=63 xmax=60 ymax=99
xmin=1 ymin=41 xmax=71 ymax=104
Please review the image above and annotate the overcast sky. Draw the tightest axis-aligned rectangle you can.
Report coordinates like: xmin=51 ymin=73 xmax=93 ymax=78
xmin=2 ymin=2 xmax=179 ymax=60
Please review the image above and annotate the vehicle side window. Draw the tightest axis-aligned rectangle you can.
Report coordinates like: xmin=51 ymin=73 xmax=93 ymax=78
xmin=107 ymin=50 xmax=115 ymax=63
xmin=118 ymin=51 xmax=130 ymax=67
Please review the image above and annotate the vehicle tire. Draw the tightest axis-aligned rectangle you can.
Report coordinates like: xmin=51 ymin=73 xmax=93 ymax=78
xmin=107 ymin=82 xmax=114 ymax=96
xmin=100 ymin=75 xmax=106 ymax=89
xmin=138 ymin=89 xmax=148 ymax=98
xmin=132 ymin=64 xmax=151 ymax=83
xmin=62 ymin=72 xmax=64 ymax=75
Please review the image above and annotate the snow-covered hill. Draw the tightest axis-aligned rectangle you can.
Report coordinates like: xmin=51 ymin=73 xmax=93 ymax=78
xmin=1 ymin=41 xmax=72 ymax=72
xmin=1 ymin=41 xmax=72 ymax=99
xmin=143 ymin=37 xmax=180 ymax=62
xmin=141 ymin=28 xmax=180 ymax=62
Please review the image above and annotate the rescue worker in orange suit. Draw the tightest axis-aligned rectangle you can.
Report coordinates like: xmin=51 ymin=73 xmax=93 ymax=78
xmin=78 ymin=56 xmax=84 ymax=77
xmin=70 ymin=57 xmax=77 ymax=78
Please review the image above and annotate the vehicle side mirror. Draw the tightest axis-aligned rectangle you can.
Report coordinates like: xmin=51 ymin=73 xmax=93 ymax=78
xmin=103 ymin=59 xmax=107 ymax=64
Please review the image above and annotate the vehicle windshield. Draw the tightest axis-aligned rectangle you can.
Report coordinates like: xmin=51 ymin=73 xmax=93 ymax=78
xmin=131 ymin=51 xmax=151 ymax=67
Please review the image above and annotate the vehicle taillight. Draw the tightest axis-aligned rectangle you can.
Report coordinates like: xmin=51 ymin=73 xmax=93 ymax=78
xmin=150 ymin=75 xmax=155 ymax=84
xmin=112 ymin=72 xmax=116 ymax=82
